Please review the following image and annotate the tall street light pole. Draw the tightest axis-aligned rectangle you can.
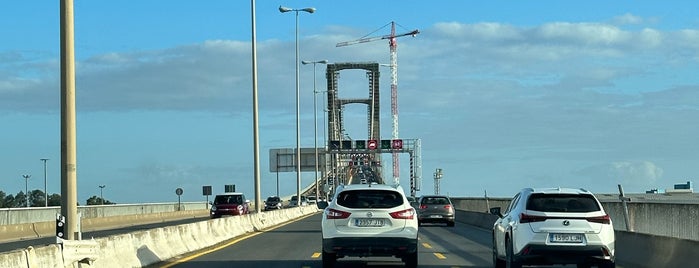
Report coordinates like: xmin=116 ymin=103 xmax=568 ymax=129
xmin=99 ymin=185 xmax=106 ymax=205
xmin=279 ymin=5 xmax=315 ymax=204
xmin=22 ymin=175 xmax=31 ymax=207
xmin=40 ymin=158 xmax=49 ymax=206
xmin=302 ymin=60 xmax=327 ymax=200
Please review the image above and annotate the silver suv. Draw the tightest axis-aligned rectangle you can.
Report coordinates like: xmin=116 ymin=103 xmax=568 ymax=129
xmin=317 ymin=183 xmax=419 ymax=268
xmin=490 ymin=188 xmax=615 ymax=268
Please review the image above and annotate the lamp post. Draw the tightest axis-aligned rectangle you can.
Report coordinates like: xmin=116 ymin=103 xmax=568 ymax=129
xmin=40 ymin=158 xmax=49 ymax=206
xmin=99 ymin=185 xmax=106 ymax=205
xmin=22 ymin=174 xmax=31 ymax=207
xmin=279 ymin=5 xmax=315 ymax=204
xmin=302 ymin=59 xmax=328 ymax=200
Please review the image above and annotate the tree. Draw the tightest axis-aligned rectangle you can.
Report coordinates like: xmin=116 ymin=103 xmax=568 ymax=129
xmin=29 ymin=190 xmax=46 ymax=207
xmin=48 ymin=194 xmax=61 ymax=206
xmin=15 ymin=192 xmax=27 ymax=208
xmin=2 ymin=193 xmax=17 ymax=208
xmin=86 ymin=195 xmax=115 ymax=205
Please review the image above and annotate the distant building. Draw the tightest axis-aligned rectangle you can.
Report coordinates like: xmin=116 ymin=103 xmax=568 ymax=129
xmin=666 ymin=181 xmax=693 ymax=194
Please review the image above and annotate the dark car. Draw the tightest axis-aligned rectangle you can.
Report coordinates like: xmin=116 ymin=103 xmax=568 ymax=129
xmin=210 ymin=193 xmax=250 ymax=218
xmin=417 ymin=195 xmax=455 ymax=226
xmin=264 ymin=196 xmax=282 ymax=211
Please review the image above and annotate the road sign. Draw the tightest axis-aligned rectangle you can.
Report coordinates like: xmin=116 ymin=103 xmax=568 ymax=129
xmin=368 ymin=139 xmax=378 ymax=149
xmin=392 ymin=139 xmax=403 ymax=149
xmin=356 ymin=140 xmax=366 ymax=149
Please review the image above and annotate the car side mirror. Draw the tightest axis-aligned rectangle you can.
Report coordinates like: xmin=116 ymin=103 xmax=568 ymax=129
xmin=245 ymin=200 xmax=251 ymax=204
xmin=317 ymin=201 xmax=329 ymax=209
xmin=489 ymin=207 xmax=503 ymax=218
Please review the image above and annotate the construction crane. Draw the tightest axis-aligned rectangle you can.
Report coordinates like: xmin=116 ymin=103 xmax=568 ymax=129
xmin=336 ymin=22 xmax=419 ymax=185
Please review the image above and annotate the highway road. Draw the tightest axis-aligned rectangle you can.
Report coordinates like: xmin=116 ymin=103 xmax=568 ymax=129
xmin=151 ymin=213 xmax=630 ymax=268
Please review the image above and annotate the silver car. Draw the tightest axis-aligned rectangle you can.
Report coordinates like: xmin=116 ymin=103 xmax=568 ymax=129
xmin=416 ymin=195 xmax=455 ymax=227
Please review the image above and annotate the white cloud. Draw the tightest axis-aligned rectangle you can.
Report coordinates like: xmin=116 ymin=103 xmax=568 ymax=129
xmin=612 ymin=13 xmax=644 ymax=25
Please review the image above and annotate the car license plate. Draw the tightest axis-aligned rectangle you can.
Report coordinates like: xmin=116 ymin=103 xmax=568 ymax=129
xmin=430 ymin=215 xmax=443 ymax=218
xmin=355 ymin=218 xmax=385 ymax=227
xmin=550 ymin=233 xmax=584 ymax=243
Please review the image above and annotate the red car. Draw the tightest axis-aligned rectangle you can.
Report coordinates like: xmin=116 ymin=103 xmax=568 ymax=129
xmin=210 ymin=193 xmax=250 ymax=218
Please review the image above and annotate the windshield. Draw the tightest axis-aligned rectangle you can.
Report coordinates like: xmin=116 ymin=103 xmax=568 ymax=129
xmin=214 ymin=195 xmax=243 ymax=205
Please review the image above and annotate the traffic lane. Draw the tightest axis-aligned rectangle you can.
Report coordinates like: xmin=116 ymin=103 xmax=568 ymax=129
xmin=416 ymin=223 xmax=493 ymax=267
xmin=0 ymin=217 xmax=207 ymax=253
xmin=160 ymin=213 xmax=323 ymax=268
xmin=159 ymin=214 xmax=495 ymax=268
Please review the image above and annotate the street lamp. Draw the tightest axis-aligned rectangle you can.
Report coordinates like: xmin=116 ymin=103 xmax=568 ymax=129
xmin=279 ymin=5 xmax=316 ymax=205
xmin=40 ymin=158 xmax=49 ymax=206
xmin=302 ymin=60 xmax=328 ymax=200
xmin=22 ymin=174 xmax=31 ymax=207
xmin=99 ymin=185 xmax=106 ymax=205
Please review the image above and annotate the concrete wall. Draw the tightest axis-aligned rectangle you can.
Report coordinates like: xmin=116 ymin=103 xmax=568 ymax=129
xmin=451 ymin=197 xmax=699 ymax=241
xmin=0 ymin=202 xmax=208 ymax=226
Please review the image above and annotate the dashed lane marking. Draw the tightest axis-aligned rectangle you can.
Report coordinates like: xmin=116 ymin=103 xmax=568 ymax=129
xmin=433 ymin=252 xmax=447 ymax=259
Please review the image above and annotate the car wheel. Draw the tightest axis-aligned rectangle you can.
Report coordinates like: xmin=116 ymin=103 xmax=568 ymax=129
xmin=493 ymin=237 xmax=506 ymax=268
xmin=322 ymin=250 xmax=336 ymax=268
xmin=506 ymin=238 xmax=522 ymax=268
xmin=403 ymin=251 xmax=418 ymax=268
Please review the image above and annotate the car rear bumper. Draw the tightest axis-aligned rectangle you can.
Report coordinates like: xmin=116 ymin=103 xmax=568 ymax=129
xmin=515 ymin=244 xmax=615 ymax=265
xmin=323 ymin=237 xmax=418 ymax=257
xmin=418 ymin=215 xmax=455 ymax=223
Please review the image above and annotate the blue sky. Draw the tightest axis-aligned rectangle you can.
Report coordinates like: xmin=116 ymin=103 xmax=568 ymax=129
xmin=2 ymin=1 xmax=699 ymax=204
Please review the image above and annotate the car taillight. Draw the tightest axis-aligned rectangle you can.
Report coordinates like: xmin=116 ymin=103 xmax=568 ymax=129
xmin=390 ymin=208 xmax=415 ymax=219
xmin=419 ymin=204 xmax=428 ymax=209
xmin=326 ymin=208 xmax=351 ymax=219
xmin=586 ymin=214 xmax=611 ymax=224
xmin=519 ymin=213 xmax=547 ymax=223
xmin=444 ymin=204 xmax=452 ymax=210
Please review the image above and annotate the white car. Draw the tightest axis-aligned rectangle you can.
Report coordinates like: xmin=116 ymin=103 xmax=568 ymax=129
xmin=490 ymin=188 xmax=615 ymax=268
xmin=317 ymin=183 xmax=418 ymax=268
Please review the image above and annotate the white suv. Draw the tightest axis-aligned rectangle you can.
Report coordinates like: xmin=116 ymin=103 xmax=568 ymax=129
xmin=317 ymin=183 xmax=419 ymax=268
xmin=490 ymin=188 xmax=615 ymax=268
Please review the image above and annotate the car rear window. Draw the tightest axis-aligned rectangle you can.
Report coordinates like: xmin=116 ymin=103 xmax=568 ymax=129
xmin=421 ymin=196 xmax=450 ymax=205
xmin=336 ymin=190 xmax=404 ymax=209
xmin=526 ymin=193 xmax=600 ymax=213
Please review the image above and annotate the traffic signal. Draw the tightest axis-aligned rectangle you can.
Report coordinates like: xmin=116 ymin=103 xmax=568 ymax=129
xmin=342 ymin=140 xmax=352 ymax=150
xmin=381 ymin=140 xmax=392 ymax=149
xmin=330 ymin=140 xmax=341 ymax=150
xmin=355 ymin=140 xmax=366 ymax=149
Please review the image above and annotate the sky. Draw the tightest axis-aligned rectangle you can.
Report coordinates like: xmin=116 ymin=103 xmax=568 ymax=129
xmin=2 ymin=1 xmax=699 ymax=204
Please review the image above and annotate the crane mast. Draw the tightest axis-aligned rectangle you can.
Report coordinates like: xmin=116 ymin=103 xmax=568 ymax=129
xmin=388 ymin=22 xmax=401 ymax=186
xmin=336 ymin=22 xmax=419 ymax=185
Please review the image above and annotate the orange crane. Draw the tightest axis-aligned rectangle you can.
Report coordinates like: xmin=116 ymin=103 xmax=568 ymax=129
xmin=336 ymin=22 xmax=419 ymax=185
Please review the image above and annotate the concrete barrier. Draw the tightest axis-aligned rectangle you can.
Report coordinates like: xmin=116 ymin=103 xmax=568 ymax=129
xmin=0 ymin=209 xmax=210 ymax=243
xmin=0 ymin=206 xmax=319 ymax=268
